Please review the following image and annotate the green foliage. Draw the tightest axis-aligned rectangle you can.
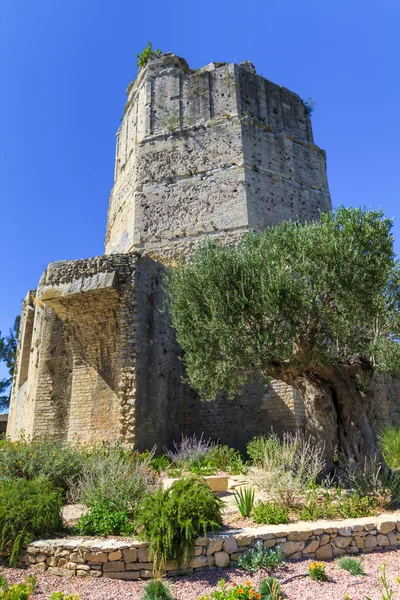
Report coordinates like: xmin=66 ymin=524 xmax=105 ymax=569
xmin=336 ymin=493 xmax=378 ymax=519
xmin=309 ymin=560 xmax=327 ymax=581
xmin=137 ymin=475 xmax=223 ymax=572
xmin=141 ymin=579 xmax=176 ymax=600
xmin=0 ymin=316 xmax=20 ymax=410
xmin=302 ymin=97 xmax=315 ymax=115
xmin=299 ymin=487 xmax=377 ymax=521
xmin=258 ymin=577 xmax=282 ymax=600
xmin=238 ymin=541 xmax=285 ymax=573
xmin=198 ymin=579 xmax=263 ymax=600
xmin=0 ymin=478 xmax=63 ymax=566
xmin=69 ymin=443 xmax=158 ymax=511
xmin=380 ymin=426 xmax=400 ymax=469
xmin=74 ymin=499 xmax=134 ymax=536
xmin=338 ymin=556 xmax=366 ymax=576
xmin=0 ymin=438 xmax=85 ymax=495
xmin=49 ymin=594 xmax=80 ymax=600
xmin=137 ymin=42 xmax=162 ymax=68
xmin=366 ymin=564 xmax=394 ymax=600
xmin=206 ymin=445 xmax=245 ymax=475
xmin=233 ymin=486 xmax=255 ymax=517
xmin=166 ymin=207 xmax=400 ymax=400
xmin=0 ymin=574 xmax=36 ymax=600
xmin=252 ymin=501 xmax=289 ymax=525
xmin=247 ymin=432 xmax=325 ymax=506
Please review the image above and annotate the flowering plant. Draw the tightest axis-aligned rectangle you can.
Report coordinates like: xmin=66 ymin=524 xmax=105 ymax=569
xmin=309 ymin=561 xmax=327 ymax=581
xmin=198 ymin=579 xmax=261 ymax=600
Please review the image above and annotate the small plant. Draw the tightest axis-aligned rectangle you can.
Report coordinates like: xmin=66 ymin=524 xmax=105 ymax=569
xmin=198 ymin=579 xmax=261 ymax=600
xmin=258 ymin=577 xmax=282 ymax=600
xmin=380 ymin=425 xmax=400 ymax=469
xmin=252 ymin=501 xmax=289 ymax=525
xmin=338 ymin=556 xmax=366 ymax=576
xmin=238 ymin=541 xmax=285 ymax=573
xmin=234 ymin=486 xmax=255 ymax=518
xmin=75 ymin=499 xmax=134 ymax=536
xmin=137 ymin=475 xmax=223 ymax=572
xmin=164 ymin=434 xmax=215 ymax=471
xmin=141 ymin=579 xmax=175 ymax=600
xmin=0 ymin=478 xmax=63 ymax=566
xmin=206 ymin=445 xmax=245 ymax=474
xmin=308 ymin=560 xmax=327 ymax=581
xmin=336 ymin=493 xmax=377 ymax=519
xmin=136 ymin=42 xmax=162 ymax=69
xmin=303 ymin=97 xmax=315 ymax=115
xmin=50 ymin=594 xmax=80 ymax=600
xmin=0 ymin=574 xmax=36 ymax=600
xmin=366 ymin=564 xmax=394 ymax=600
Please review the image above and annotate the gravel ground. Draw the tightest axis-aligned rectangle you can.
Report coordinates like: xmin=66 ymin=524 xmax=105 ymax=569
xmin=2 ymin=548 xmax=400 ymax=600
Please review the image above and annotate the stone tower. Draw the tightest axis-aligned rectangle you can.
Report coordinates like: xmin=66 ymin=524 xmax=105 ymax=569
xmin=7 ymin=53 xmax=333 ymax=450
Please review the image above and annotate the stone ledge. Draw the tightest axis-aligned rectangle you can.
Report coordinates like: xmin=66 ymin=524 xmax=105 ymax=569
xmin=3 ymin=513 xmax=399 ymax=580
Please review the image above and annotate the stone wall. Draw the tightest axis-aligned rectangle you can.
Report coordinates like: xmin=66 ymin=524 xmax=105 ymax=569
xmin=8 ymin=514 xmax=400 ymax=580
xmin=0 ymin=414 xmax=7 ymax=437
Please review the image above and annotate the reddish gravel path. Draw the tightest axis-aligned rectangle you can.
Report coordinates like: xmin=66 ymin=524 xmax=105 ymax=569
xmin=2 ymin=548 xmax=400 ymax=599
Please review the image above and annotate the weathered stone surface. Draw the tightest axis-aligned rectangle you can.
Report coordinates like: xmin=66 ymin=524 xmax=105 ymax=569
xmin=104 ymin=572 xmax=140 ymax=580
xmin=103 ymin=561 xmax=125 ymax=572
xmin=84 ymin=552 xmax=108 ymax=563
xmin=377 ymin=520 xmax=396 ymax=534
xmin=206 ymin=538 xmax=224 ymax=555
xmin=223 ymin=537 xmax=238 ymax=554
xmin=282 ymin=541 xmax=305 ymax=556
xmin=190 ymin=556 xmax=208 ymax=568
xmin=122 ymin=548 xmax=137 ymax=563
xmin=335 ymin=536 xmax=352 ymax=549
xmin=303 ymin=539 xmax=320 ymax=554
xmin=365 ymin=535 xmax=378 ymax=549
xmin=288 ymin=531 xmax=312 ymax=542
xmin=214 ymin=551 xmax=230 ymax=567
xmin=315 ymin=544 xmax=333 ymax=560
xmin=377 ymin=534 xmax=389 ymax=547
xmin=108 ymin=551 xmax=123 ymax=561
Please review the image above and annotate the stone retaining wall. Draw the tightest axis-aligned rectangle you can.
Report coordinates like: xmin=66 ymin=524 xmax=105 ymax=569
xmin=4 ymin=514 xmax=400 ymax=580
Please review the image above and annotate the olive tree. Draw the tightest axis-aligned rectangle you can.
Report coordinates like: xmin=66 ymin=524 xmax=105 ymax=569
xmin=166 ymin=208 xmax=400 ymax=472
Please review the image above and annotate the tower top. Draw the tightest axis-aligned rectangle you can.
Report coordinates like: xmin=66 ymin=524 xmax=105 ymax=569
xmin=105 ymin=54 xmax=331 ymax=258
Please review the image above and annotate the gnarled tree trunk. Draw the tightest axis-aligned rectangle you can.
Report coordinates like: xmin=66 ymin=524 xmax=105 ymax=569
xmin=280 ymin=361 xmax=383 ymax=474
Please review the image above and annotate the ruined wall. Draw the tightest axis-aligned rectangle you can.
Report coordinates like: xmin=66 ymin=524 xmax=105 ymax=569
xmin=105 ymin=54 xmax=331 ymax=259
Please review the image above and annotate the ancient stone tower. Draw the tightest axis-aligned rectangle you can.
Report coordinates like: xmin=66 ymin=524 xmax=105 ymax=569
xmin=7 ymin=53 xmax=333 ymax=450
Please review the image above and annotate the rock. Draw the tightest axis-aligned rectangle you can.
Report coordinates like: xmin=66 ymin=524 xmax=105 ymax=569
xmin=303 ymin=539 xmax=320 ymax=554
xmin=104 ymin=571 xmax=140 ymax=580
xmin=137 ymin=546 xmax=150 ymax=562
xmin=338 ymin=526 xmax=352 ymax=536
xmin=207 ymin=555 xmax=216 ymax=567
xmin=377 ymin=534 xmax=389 ymax=547
xmin=214 ymin=551 xmax=230 ymax=567
xmin=84 ymin=552 xmax=108 ymax=563
xmin=335 ymin=536 xmax=352 ymax=549
xmin=281 ymin=541 xmax=305 ymax=556
xmin=108 ymin=551 xmax=123 ymax=561
xmin=377 ymin=520 xmax=396 ymax=535
xmin=316 ymin=544 xmax=333 ymax=560
xmin=194 ymin=546 xmax=203 ymax=556
xmin=355 ymin=536 xmax=366 ymax=549
xmin=103 ymin=561 xmax=125 ymax=572
xmin=69 ymin=552 xmax=85 ymax=563
xmin=206 ymin=538 xmax=224 ymax=555
xmin=263 ymin=539 xmax=277 ymax=548
xmin=365 ymin=535 xmax=378 ymax=549
xmin=123 ymin=548 xmax=137 ymax=563
xmin=223 ymin=537 xmax=238 ymax=554
xmin=288 ymin=531 xmax=312 ymax=542
xmin=189 ymin=556 xmax=208 ymax=568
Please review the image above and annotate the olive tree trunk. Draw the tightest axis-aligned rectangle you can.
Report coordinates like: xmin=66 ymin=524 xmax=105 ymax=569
xmin=281 ymin=363 xmax=383 ymax=474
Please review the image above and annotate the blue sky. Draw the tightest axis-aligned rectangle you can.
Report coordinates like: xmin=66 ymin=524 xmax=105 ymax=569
xmin=1 ymin=0 xmax=399 ymax=347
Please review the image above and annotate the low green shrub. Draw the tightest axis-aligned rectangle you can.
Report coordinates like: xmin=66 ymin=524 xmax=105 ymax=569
xmin=69 ymin=444 xmax=158 ymax=513
xmin=0 ymin=574 xmax=36 ymax=600
xmin=309 ymin=560 xmax=327 ymax=581
xmin=141 ymin=579 xmax=176 ymax=600
xmin=206 ymin=445 xmax=245 ymax=474
xmin=74 ymin=499 xmax=134 ymax=536
xmin=252 ymin=501 xmax=289 ymax=525
xmin=0 ymin=478 xmax=63 ymax=566
xmin=247 ymin=434 xmax=281 ymax=467
xmin=198 ymin=579 xmax=263 ymax=600
xmin=137 ymin=475 xmax=223 ymax=572
xmin=234 ymin=487 xmax=255 ymax=518
xmin=336 ymin=493 xmax=377 ymax=519
xmin=379 ymin=425 xmax=400 ymax=469
xmin=299 ymin=488 xmax=377 ymax=521
xmin=0 ymin=438 xmax=84 ymax=495
xmin=238 ymin=541 xmax=285 ymax=573
xmin=338 ymin=556 xmax=366 ymax=576
xmin=258 ymin=577 xmax=282 ymax=600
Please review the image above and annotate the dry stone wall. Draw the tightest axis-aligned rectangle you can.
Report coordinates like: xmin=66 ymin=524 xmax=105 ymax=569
xmin=7 ymin=514 xmax=400 ymax=580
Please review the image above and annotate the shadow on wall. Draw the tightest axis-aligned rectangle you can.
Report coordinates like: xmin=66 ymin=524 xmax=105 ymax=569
xmin=0 ymin=413 xmax=8 ymax=438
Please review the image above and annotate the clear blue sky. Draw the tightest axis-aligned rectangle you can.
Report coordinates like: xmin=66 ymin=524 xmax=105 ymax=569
xmin=1 ymin=0 xmax=399 ymax=343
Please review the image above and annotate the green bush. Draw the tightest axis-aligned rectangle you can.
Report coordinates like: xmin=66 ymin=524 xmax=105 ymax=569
xmin=206 ymin=445 xmax=245 ymax=475
xmin=238 ymin=541 xmax=285 ymax=573
xmin=137 ymin=475 xmax=223 ymax=572
xmin=0 ymin=478 xmax=63 ymax=566
xmin=338 ymin=556 xmax=365 ymax=576
xmin=380 ymin=425 xmax=400 ymax=469
xmin=0 ymin=574 xmax=36 ymax=600
xmin=74 ymin=499 xmax=134 ymax=536
xmin=141 ymin=580 xmax=175 ymax=600
xmin=258 ymin=577 xmax=282 ymax=600
xmin=234 ymin=487 xmax=255 ymax=518
xmin=69 ymin=444 xmax=159 ymax=513
xmin=0 ymin=438 xmax=84 ymax=495
xmin=252 ymin=501 xmax=289 ymax=525
xmin=247 ymin=434 xmax=282 ymax=466
xmin=336 ymin=493 xmax=377 ymax=519
xmin=50 ymin=594 xmax=80 ymax=600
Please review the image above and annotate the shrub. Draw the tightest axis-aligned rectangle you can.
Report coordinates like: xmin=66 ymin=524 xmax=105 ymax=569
xmin=247 ymin=432 xmax=325 ymax=506
xmin=338 ymin=556 xmax=366 ymax=576
xmin=206 ymin=445 xmax=245 ymax=475
xmin=258 ymin=577 xmax=282 ymax=600
xmin=234 ymin=487 xmax=255 ymax=518
xmin=137 ymin=475 xmax=223 ymax=572
xmin=0 ymin=438 xmax=84 ymax=495
xmin=336 ymin=493 xmax=377 ymax=519
xmin=0 ymin=574 xmax=36 ymax=600
xmin=0 ymin=478 xmax=63 ymax=566
xmin=252 ymin=501 xmax=289 ymax=525
xmin=69 ymin=444 xmax=158 ymax=513
xmin=50 ymin=594 xmax=80 ymax=600
xmin=238 ymin=541 xmax=285 ymax=573
xmin=74 ymin=499 xmax=134 ymax=536
xmin=164 ymin=434 xmax=215 ymax=472
xmin=198 ymin=579 xmax=262 ymax=600
xmin=141 ymin=579 xmax=175 ymax=600
xmin=308 ymin=560 xmax=327 ymax=581
xmin=379 ymin=425 xmax=400 ymax=469
xmin=136 ymin=42 xmax=162 ymax=68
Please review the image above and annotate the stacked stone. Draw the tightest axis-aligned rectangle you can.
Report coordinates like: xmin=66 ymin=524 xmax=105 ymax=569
xmin=4 ymin=515 xmax=400 ymax=580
